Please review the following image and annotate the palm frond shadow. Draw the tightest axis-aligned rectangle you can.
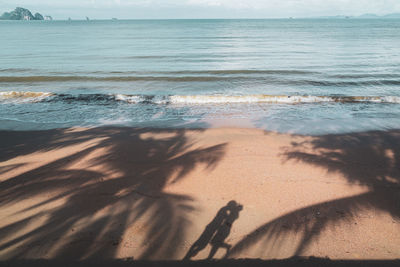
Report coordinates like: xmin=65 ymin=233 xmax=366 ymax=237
xmin=229 ymin=130 xmax=400 ymax=258
xmin=0 ymin=127 xmax=226 ymax=260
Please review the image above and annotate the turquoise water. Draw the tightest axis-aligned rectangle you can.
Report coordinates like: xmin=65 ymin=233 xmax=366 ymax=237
xmin=1 ymin=19 xmax=400 ymax=134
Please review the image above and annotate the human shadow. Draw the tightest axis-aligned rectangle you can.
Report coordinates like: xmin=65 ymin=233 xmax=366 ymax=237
xmin=184 ymin=200 xmax=243 ymax=260
xmin=228 ymin=129 xmax=400 ymax=258
xmin=0 ymin=126 xmax=226 ymax=260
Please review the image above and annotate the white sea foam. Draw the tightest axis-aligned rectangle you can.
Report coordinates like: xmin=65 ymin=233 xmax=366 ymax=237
xmin=115 ymin=94 xmax=338 ymax=104
xmin=2 ymin=91 xmax=400 ymax=104
xmin=114 ymin=94 xmax=142 ymax=103
xmin=0 ymin=91 xmax=53 ymax=102
xmin=169 ymin=95 xmax=334 ymax=104
xmin=168 ymin=95 xmax=400 ymax=104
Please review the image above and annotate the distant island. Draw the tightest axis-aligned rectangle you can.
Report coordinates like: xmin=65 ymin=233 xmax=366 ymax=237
xmin=313 ymin=13 xmax=400 ymax=19
xmin=0 ymin=7 xmax=52 ymax=20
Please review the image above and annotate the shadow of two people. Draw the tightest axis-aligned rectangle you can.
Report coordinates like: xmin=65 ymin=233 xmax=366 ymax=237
xmin=184 ymin=200 xmax=243 ymax=260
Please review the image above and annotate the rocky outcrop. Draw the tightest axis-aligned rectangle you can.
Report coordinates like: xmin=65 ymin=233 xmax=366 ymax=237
xmin=0 ymin=7 xmax=48 ymax=20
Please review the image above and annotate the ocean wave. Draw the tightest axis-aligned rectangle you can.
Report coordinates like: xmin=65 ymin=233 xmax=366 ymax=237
xmin=0 ymin=69 xmax=320 ymax=76
xmin=169 ymin=95 xmax=400 ymax=104
xmin=0 ymin=91 xmax=54 ymax=102
xmin=1 ymin=75 xmax=400 ymax=87
xmin=1 ymin=91 xmax=400 ymax=105
xmin=0 ymin=68 xmax=34 ymax=73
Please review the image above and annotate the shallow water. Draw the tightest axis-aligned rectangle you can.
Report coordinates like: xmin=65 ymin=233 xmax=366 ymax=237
xmin=1 ymin=19 xmax=400 ymax=134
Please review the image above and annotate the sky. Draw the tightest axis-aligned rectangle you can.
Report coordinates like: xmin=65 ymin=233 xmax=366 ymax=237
xmin=1 ymin=0 xmax=400 ymax=19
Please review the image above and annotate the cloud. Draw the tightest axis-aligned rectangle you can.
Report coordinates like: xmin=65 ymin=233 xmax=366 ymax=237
xmin=185 ymin=0 xmax=400 ymax=13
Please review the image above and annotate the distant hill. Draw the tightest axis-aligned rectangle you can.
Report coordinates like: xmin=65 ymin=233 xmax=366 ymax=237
xmin=0 ymin=7 xmax=51 ymax=20
xmin=313 ymin=13 xmax=400 ymax=19
xmin=383 ymin=13 xmax=400 ymax=18
xmin=358 ymin=13 xmax=380 ymax=18
xmin=358 ymin=13 xmax=400 ymax=18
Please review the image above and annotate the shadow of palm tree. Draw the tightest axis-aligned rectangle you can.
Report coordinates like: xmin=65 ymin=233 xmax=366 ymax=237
xmin=0 ymin=127 xmax=226 ymax=260
xmin=228 ymin=130 xmax=400 ymax=258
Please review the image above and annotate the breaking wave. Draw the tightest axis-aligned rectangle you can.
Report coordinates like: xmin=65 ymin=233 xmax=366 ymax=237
xmin=1 ymin=75 xmax=400 ymax=86
xmin=1 ymin=91 xmax=400 ymax=105
xmin=0 ymin=91 xmax=54 ymax=102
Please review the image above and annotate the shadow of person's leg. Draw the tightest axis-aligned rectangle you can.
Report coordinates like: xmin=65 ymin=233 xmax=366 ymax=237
xmin=207 ymin=244 xmax=219 ymax=260
xmin=208 ymin=242 xmax=232 ymax=259
xmin=183 ymin=244 xmax=201 ymax=260
xmin=221 ymin=243 xmax=232 ymax=259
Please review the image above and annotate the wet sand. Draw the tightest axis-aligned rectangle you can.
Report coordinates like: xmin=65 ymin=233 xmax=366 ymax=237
xmin=0 ymin=127 xmax=399 ymax=261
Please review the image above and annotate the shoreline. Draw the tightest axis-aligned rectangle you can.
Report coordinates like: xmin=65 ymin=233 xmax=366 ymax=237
xmin=1 ymin=126 xmax=399 ymax=260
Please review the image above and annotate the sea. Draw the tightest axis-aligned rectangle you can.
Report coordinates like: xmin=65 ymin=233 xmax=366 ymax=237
xmin=1 ymin=19 xmax=400 ymax=134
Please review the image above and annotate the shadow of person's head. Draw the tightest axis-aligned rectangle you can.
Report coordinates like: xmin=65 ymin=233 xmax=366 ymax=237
xmin=227 ymin=200 xmax=243 ymax=213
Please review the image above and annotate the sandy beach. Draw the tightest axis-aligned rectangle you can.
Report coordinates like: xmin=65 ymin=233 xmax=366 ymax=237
xmin=0 ymin=127 xmax=399 ymax=262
